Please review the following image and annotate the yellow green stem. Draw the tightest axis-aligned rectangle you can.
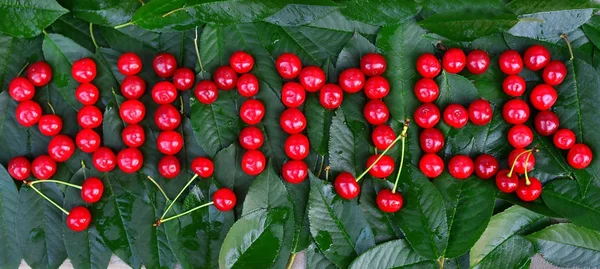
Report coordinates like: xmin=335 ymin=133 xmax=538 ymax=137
xmin=29 ymin=180 xmax=82 ymax=190
xmin=507 ymin=149 xmax=533 ymax=177
xmin=29 ymin=184 xmax=69 ymax=215
xmin=356 ymin=123 xmax=406 ymax=182
xmin=392 ymin=123 xmax=410 ymax=193
xmin=561 ymin=34 xmax=574 ymax=61
xmin=523 ymin=151 xmax=533 ymax=186
xmin=160 ymin=174 xmax=198 ymax=220
xmin=90 ymin=23 xmax=98 ymax=50
xmin=147 ymin=176 xmax=169 ymax=202
xmin=157 ymin=201 xmax=213 ymax=225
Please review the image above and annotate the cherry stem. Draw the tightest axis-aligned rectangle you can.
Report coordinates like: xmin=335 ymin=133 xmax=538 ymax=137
xmin=29 ymin=184 xmax=69 ymax=215
xmin=392 ymin=123 xmax=410 ymax=193
xmin=523 ymin=151 xmax=533 ymax=186
xmin=90 ymin=23 xmax=98 ymax=50
xmin=147 ymin=176 xmax=169 ymax=202
xmin=194 ymin=26 xmax=205 ymax=72
xmin=561 ymin=34 xmax=574 ymax=61
xmin=47 ymin=102 xmax=56 ymax=115
xmin=160 ymin=174 xmax=198 ymax=220
xmin=325 ymin=166 xmax=331 ymax=181
xmin=180 ymin=96 xmax=184 ymax=114
xmin=162 ymin=7 xmax=185 ymax=18
xmin=507 ymin=149 xmax=534 ymax=177
xmin=156 ymin=201 xmax=213 ymax=226
xmin=138 ymin=0 xmax=144 ymax=5
xmin=356 ymin=120 xmax=409 ymax=182
xmin=28 ymin=179 xmax=82 ymax=190
xmin=114 ymin=22 xmax=133 ymax=29
xmin=17 ymin=62 xmax=29 ymax=77
xmin=316 ymin=155 xmax=325 ymax=178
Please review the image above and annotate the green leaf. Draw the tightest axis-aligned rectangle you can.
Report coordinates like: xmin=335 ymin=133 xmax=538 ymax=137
xmin=423 ymin=0 xmax=505 ymax=13
xmin=305 ymin=10 xmax=379 ymax=40
xmin=102 ymin=99 xmax=125 ymax=150
xmin=506 ymin=0 xmax=600 ymax=14
xmin=57 ymin=0 xmax=141 ymax=26
xmin=212 ymin=143 xmax=255 ymax=209
xmin=335 ymin=32 xmax=377 ymax=76
xmin=0 ymin=92 xmax=31 ymax=164
xmin=527 ymin=223 xmax=600 ymax=268
xmin=419 ymin=12 xmax=518 ymax=42
xmin=0 ymin=0 xmax=68 ymax=38
xmin=49 ymin=15 xmax=108 ymax=52
xmin=542 ymin=179 xmax=600 ymax=231
xmin=358 ymin=179 xmax=402 ymax=243
xmin=285 ymin=179 xmax=311 ymax=252
xmin=583 ymin=16 xmax=600 ymax=49
xmin=242 ymin=163 xmax=292 ymax=215
xmin=305 ymin=93 xmax=332 ymax=156
xmin=305 ymin=242 xmax=338 ymax=269
xmin=348 ymin=239 xmax=436 ymax=269
xmin=328 ymin=106 xmax=370 ymax=176
xmin=508 ymin=9 xmax=594 ymax=42
xmin=340 ymin=0 xmax=420 ymax=26
xmin=264 ymin=0 xmax=339 ymax=27
xmin=0 ymin=165 xmax=20 ymax=269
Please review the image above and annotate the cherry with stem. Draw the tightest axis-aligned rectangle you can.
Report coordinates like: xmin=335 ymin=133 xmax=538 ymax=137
xmin=376 ymin=122 xmax=409 ymax=213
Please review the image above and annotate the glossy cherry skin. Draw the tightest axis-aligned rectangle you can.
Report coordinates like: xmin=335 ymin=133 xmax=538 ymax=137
xmin=524 ymin=45 xmax=550 ymax=71
xmin=158 ymin=155 xmax=180 ymax=179
xmin=466 ymin=50 xmax=490 ymax=75
xmin=372 ymin=124 xmax=396 ymax=151
xmin=173 ymin=68 xmax=195 ymax=91
xmin=334 ymin=172 xmax=360 ymax=199
xmin=502 ymin=99 xmax=530 ymax=125
xmin=414 ymin=103 xmax=441 ymax=128
xmin=319 ymin=84 xmax=343 ymax=109
xmin=72 ymin=58 xmax=97 ymax=83
xmin=9 ymin=77 xmax=35 ymax=102
xmin=420 ymin=128 xmax=444 ymax=153
xmin=448 ymin=155 xmax=474 ymax=179
xmin=530 ymin=84 xmax=557 ymax=110
xmin=151 ymin=81 xmax=178 ymax=104
xmin=120 ymin=76 xmax=146 ymax=99
xmin=8 ymin=156 xmax=30 ymax=180
xmin=364 ymin=76 xmax=390 ymax=99
xmin=26 ymin=61 xmax=52 ymax=87
xmin=240 ymin=99 xmax=265 ymax=125
xmin=153 ymin=53 xmax=177 ymax=78
xmin=442 ymin=48 xmax=466 ymax=74
xmin=414 ymin=78 xmax=439 ymax=103
xmin=468 ymin=99 xmax=492 ymax=125
xmin=236 ymin=73 xmax=259 ymax=97
xmin=15 ymin=100 xmax=42 ymax=127
xmin=498 ymin=50 xmax=523 ymax=75
xmin=76 ymin=129 xmax=101 ymax=153
xmin=366 ymin=154 xmax=395 ymax=178
xmin=567 ymin=144 xmax=593 ymax=169
xmin=443 ymin=104 xmax=468 ymax=128
xmin=299 ymin=66 xmax=326 ymax=92
xmin=280 ymin=108 xmax=306 ymax=134
xmin=361 ymin=53 xmax=386 ymax=76
xmin=121 ymin=124 xmax=145 ymax=148
xmin=92 ymin=147 xmax=117 ymax=172
xmin=156 ymin=131 xmax=183 ymax=155
xmin=376 ymin=189 xmax=403 ymax=213
xmin=508 ymin=124 xmax=533 ymax=148
xmin=282 ymin=160 xmax=308 ymax=184
xmin=48 ymin=135 xmax=75 ymax=162
xmin=118 ymin=52 xmax=142 ymax=75
xmin=416 ymin=53 xmax=441 ymax=78
xmin=419 ymin=153 xmax=444 ymax=178
xmin=191 ymin=157 xmax=214 ymax=178
xmin=502 ymin=75 xmax=526 ymax=97
xmin=241 ymin=149 xmax=266 ymax=176
xmin=38 ymin=114 xmax=63 ymax=136
xmin=474 ymin=154 xmax=498 ymax=179
xmin=508 ymin=148 xmax=535 ymax=174
xmin=534 ymin=111 xmax=559 ymax=136
xmin=230 ymin=51 xmax=254 ymax=74
xmin=78 ymin=105 xmax=103 ymax=129
xmin=281 ymin=82 xmax=305 ymax=108
xmin=76 ymin=83 xmax=99 ymax=105
xmin=542 ymin=60 xmax=567 ymax=86
xmin=213 ymin=66 xmax=238 ymax=90
xmin=31 ymin=155 xmax=57 ymax=180
xmin=239 ymin=126 xmax=264 ymax=150
xmin=66 ymin=206 xmax=92 ymax=232
xmin=81 ymin=177 xmax=104 ymax=203
xmin=516 ymin=177 xmax=542 ymax=202
xmin=194 ymin=80 xmax=218 ymax=104
xmin=285 ymin=134 xmax=309 ymax=160
xmin=275 ymin=53 xmax=302 ymax=79
xmin=154 ymin=104 xmax=181 ymax=131
xmin=117 ymin=147 xmax=144 ymax=173
xmin=120 ymin=100 xmax=146 ymax=124
xmin=364 ymin=99 xmax=389 ymax=125
xmin=495 ymin=169 xmax=519 ymax=193
xmin=339 ymin=68 xmax=366 ymax=93
xmin=553 ymin=129 xmax=576 ymax=150
xmin=213 ymin=188 xmax=237 ymax=211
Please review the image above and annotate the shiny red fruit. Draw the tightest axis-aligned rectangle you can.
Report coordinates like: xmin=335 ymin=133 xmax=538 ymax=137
xmin=173 ymin=67 xmax=195 ymax=91
xmin=339 ymin=68 xmax=365 ymax=93
xmin=319 ymin=84 xmax=343 ymax=109
xmin=376 ymin=189 xmax=403 ymax=213
xmin=364 ymin=76 xmax=390 ymax=99
xmin=420 ymin=128 xmax=444 ymax=153
xmin=299 ymin=66 xmax=325 ymax=92
xmin=66 ymin=206 xmax=92 ymax=232
xmin=275 ymin=53 xmax=302 ymax=79
xmin=364 ymin=99 xmax=389 ymax=125
xmin=213 ymin=188 xmax=236 ymax=211
xmin=154 ymin=104 xmax=181 ymax=131
xmin=81 ymin=177 xmax=104 ymax=203
xmin=191 ymin=157 xmax=214 ymax=178
xmin=31 ymin=155 xmax=56 ymax=180
xmin=92 ymin=147 xmax=117 ymax=172
xmin=498 ymin=50 xmax=523 ymax=75
xmin=508 ymin=148 xmax=535 ymax=174
xmin=8 ymin=156 xmax=30 ymax=180
xmin=76 ymin=83 xmax=99 ymax=105
xmin=534 ymin=111 xmax=559 ymax=136
xmin=117 ymin=147 xmax=144 ymax=173
xmin=502 ymin=75 xmax=526 ymax=97
xmin=284 ymin=134 xmax=309 ymax=160
xmin=474 ymin=154 xmax=498 ymax=179
xmin=468 ymin=99 xmax=492 ymax=125
xmin=280 ymin=108 xmax=306 ymax=134
xmin=372 ymin=124 xmax=396 ymax=151
xmin=120 ymin=100 xmax=146 ymax=124
xmin=366 ymin=154 xmax=395 ymax=178
xmin=239 ymin=126 xmax=264 ymax=150
xmin=122 ymin=124 xmax=145 ymax=148
xmin=26 ymin=61 xmax=52 ymax=87
xmin=448 ymin=155 xmax=474 ymax=179
xmin=156 ymin=131 xmax=183 ymax=155
xmin=120 ymin=76 xmax=146 ymax=99
xmin=48 ymin=135 xmax=75 ymax=162
xmin=15 ymin=100 xmax=42 ymax=127
xmin=502 ymin=99 xmax=529 ymax=125
xmin=118 ymin=52 xmax=142 ymax=75
xmin=414 ymin=78 xmax=439 ymax=103
xmin=419 ymin=153 xmax=444 ymax=178
xmin=542 ymin=60 xmax=567 ymax=86
xmin=523 ymin=45 xmax=550 ymax=71
xmin=76 ymin=129 xmax=101 ymax=153
xmin=416 ymin=53 xmax=441 ymax=78
xmin=78 ymin=105 xmax=103 ymax=128
xmin=414 ymin=103 xmax=441 ymax=128
xmin=507 ymin=124 xmax=533 ymax=148
xmin=151 ymin=81 xmax=177 ymax=104
xmin=516 ymin=177 xmax=542 ymax=202
xmin=194 ymin=80 xmax=218 ymax=104
xmin=443 ymin=104 xmax=468 ymax=128
xmin=213 ymin=66 xmax=238 ymax=90
xmin=567 ymin=144 xmax=593 ymax=169
xmin=495 ymin=169 xmax=519 ymax=193
xmin=38 ymin=114 xmax=62 ymax=136
xmin=553 ymin=129 xmax=576 ymax=150
xmin=334 ymin=172 xmax=360 ymax=199
xmin=530 ymin=84 xmax=557 ymax=110
xmin=241 ymin=149 xmax=266 ymax=176
xmin=72 ymin=58 xmax=97 ymax=83
xmin=282 ymin=160 xmax=308 ymax=184
xmin=442 ymin=48 xmax=466 ymax=73
xmin=361 ymin=53 xmax=386 ymax=77
xmin=153 ymin=53 xmax=177 ymax=78
xmin=158 ymin=155 xmax=180 ymax=179
xmin=8 ymin=77 xmax=35 ymax=102
xmin=240 ymin=99 xmax=265 ymax=125
xmin=281 ymin=82 xmax=305 ymax=108
xmin=230 ymin=51 xmax=254 ymax=74
xmin=466 ymin=50 xmax=490 ymax=75
xmin=237 ymin=73 xmax=259 ymax=97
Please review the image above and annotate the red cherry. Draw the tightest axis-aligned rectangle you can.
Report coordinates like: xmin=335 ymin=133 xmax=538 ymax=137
xmin=194 ymin=80 xmax=218 ymax=104
xmin=364 ymin=99 xmax=389 ymax=125
xmin=516 ymin=177 xmax=542 ymax=202
xmin=366 ymin=154 xmax=395 ymax=178
xmin=72 ymin=58 xmax=97 ymax=83
xmin=151 ymin=81 xmax=178 ymax=104
xmin=154 ymin=104 xmax=181 ymax=131
xmin=299 ymin=66 xmax=325 ymax=92
xmin=419 ymin=153 xmax=444 ymax=178
xmin=468 ymin=99 xmax=492 ymax=125
xmin=229 ymin=51 xmax=254 ymax=74
xmin=76 ymin=129 xmax=101 ymax=153
xmin=508 ymin=148 xmax=535 ymax=174
xmin=567 ymin=144 xmax=593 ymax=169
xmin=364 ymin=76 xmax=390 ymax=99
xmin=419 ymin=128 xmax=444 ymax=153
xmin=361 ymin=53 xmax=387 ymax=77
xmin=502 ymin=75 xmax=526 ymax=97
xmin=376 ymin=189 xmax=403 ymax=213
xmin=117 ymin=147 xmax=143 ymax=173
xmin=173 ymin=68 xmax=195 ymax=91
xmin=414 ymin=78 xmax=439 ymax=103
xmin=153 ymin=53 xmax=177 ymax=78
xmin=213 ymin=66 xmax=238 ymax=90
xmin=553 ymin=129 xmax=576 ymax=150
xmin=282 ymin=160 xmax=308 ymax=184
xmin=530 ymin=84 xmax=557 ymax=110
xmin=443 ymin=104 xmax=468 ymax=128
xmin=241 ymin=149 xmax=266 ymax=176
xmin=120 ymin=76 xmax=146 ymax=99
xmin=48 ymin=135 xmax=75 ymax=162
xmin=31 ymin=155 xmax=56 ymax=180
xmin=448 ymin=155 xmax=474 ymax=179
xmin=319 ymin=84 xmax=343 ymax=109
xmin=285 ymin=134 xmax=309 ymax=160
xmin=542 ymin=60 xmax=567 ymax=86
xmin=281 ymin=82 xmax=305 ymax=108
xmin=8 ymin=156 xmax=30 ymax=180
xmin=81 ymin=177 xmax=104 ymax=203
xmin=442 ymin=48 xmax=466 ymax=74
xmin=120 ymin=100 xmax=146 ymax=124
xmin=414 ymin=103 xmax=441 ymax=128
xmin=92 ymin=147 xmax=117 ymax=172
xmin=66 ymin=206 xmax=92 ymax=232
xmin=416 ymin=53 xmax=441 ymax=78
xmin=38 ymin=114 xmax=63 ymax=136
xmin=339 ymin=68 xmax=365 ymax=93
xmin=118 ymin=52 xmax=142 ymax=75
xmin=77 ymin=105 xmax=103 ymax=129
xmin=240 ymin=99 xmax=265 ymax=125
xmin=498 ymin=50 xmax=523 ymax=75
xmin=495 ymin=169 xmax=519 ymax=193
xmin=26 ymin=61 xmax=52 ymax=87
xmin=466 ymin=50 xmax=490 ymax=75
xmin=275 ymin=53 xmax=302 ymax=79
xmin=502 ymin=99 xmax=530 ymax=125
xmin=474 ymin=154 xmax=498 ymax=179
xmin=213 ymin=188 xmax=236 ymax=211
xmin=334 ymin=172 xmax=360 ymax=199
xmin=15 ymin=100 xmax=42 ymax=127
xmin=121 ymin=124 xmax=145 ymax=148
xmin=507 ymin=124 xmax=533 ymax=148
xmin=280 ymin=108 xmax=306 ymax=134
xmin=158 ymin=155 xmax=180 ymax=179
xmin=239 ymin=126 xmax=264 ymax=150
xmin=8 ymin=77 xmax=35 ymax=102
xmin=524 ymin=45 xmax=550 ymax=71
xmin=372 ymin=124 xmax=396 ymax=151
xmin=75 ymin=83 xmax=99 ymax=105
xmin=191 ymin=157 xmax=214 ymax=178
xmin=534 ymin=111 xmax=559 ymax=136
xmin=156 ymin=131 xmax=183 ymax=155
xmin=236 ymin=73 xmax=260 ymax=97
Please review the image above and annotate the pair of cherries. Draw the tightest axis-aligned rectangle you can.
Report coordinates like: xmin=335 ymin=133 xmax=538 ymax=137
xmin=495 ymin=149 xmax=542 ymax=202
